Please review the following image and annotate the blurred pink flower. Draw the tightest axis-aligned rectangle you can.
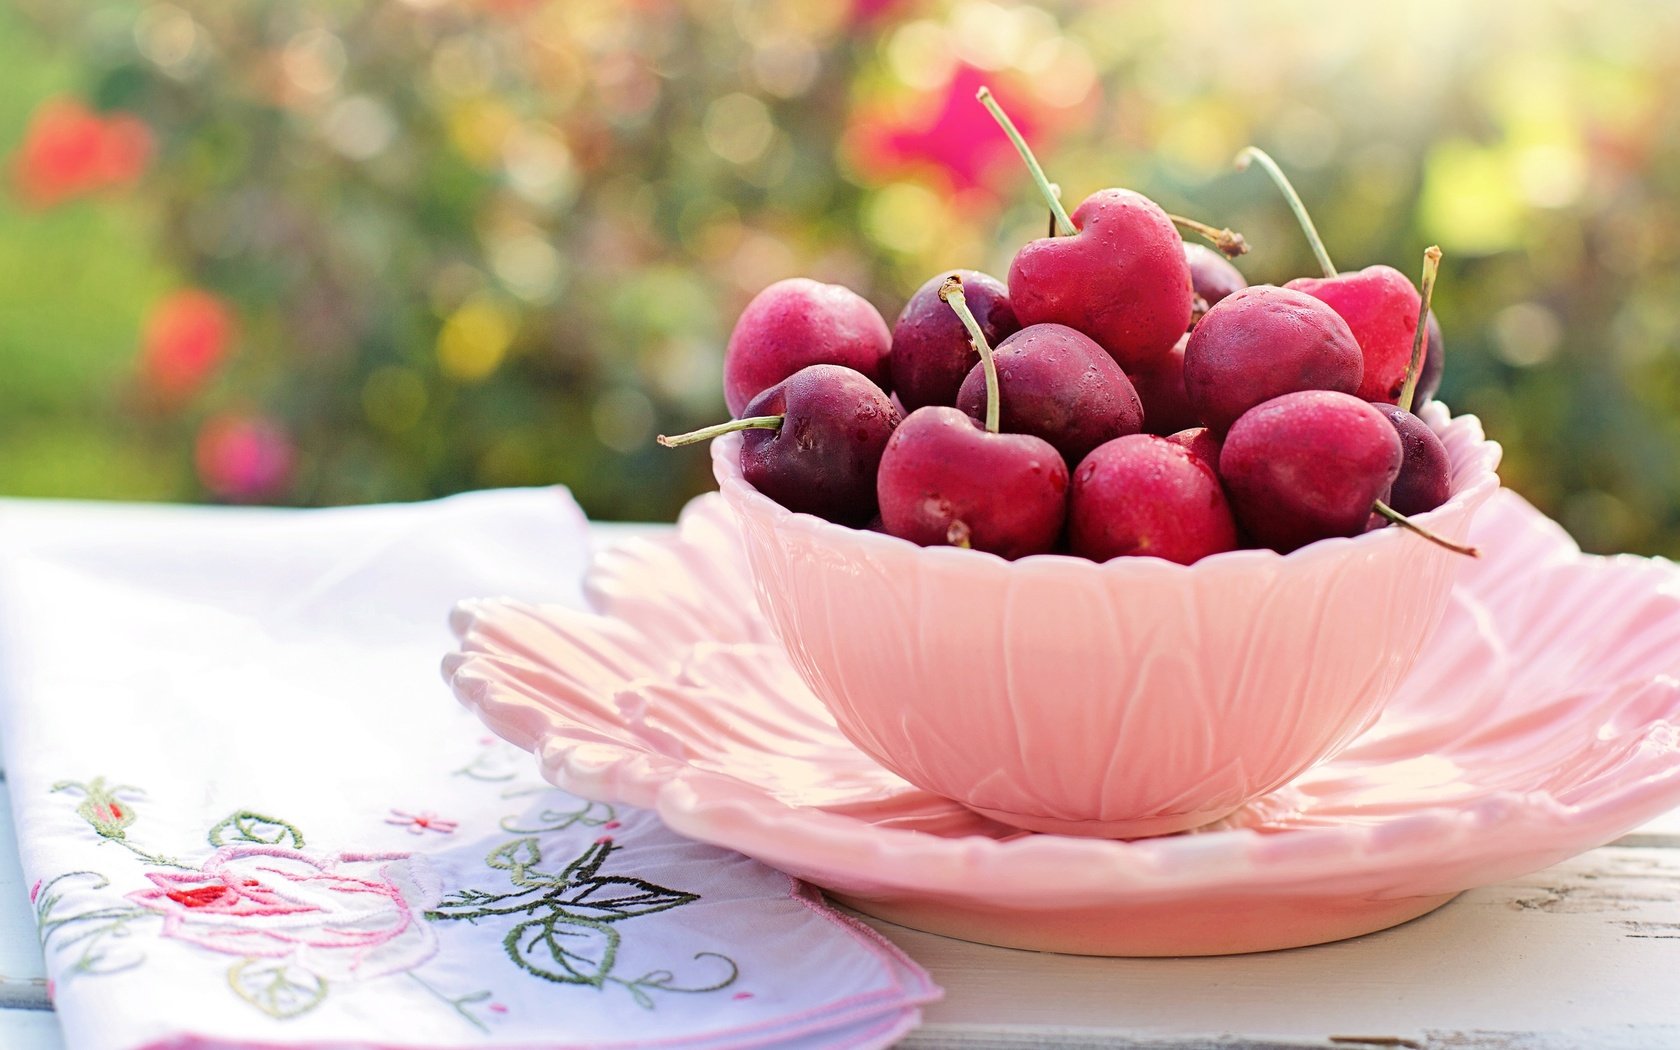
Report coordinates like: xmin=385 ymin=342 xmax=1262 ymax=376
xmin=850 ymin=66 xmax=1053 ymax=193
xmin=140 ymin=289 xmax=237 ymax=401
xmin=195 ymin=414 xmax=295 ymax=502
xmin=849 ymin=0 xmax=909 ymax=26
xmin=11 ymin=98 xmax=152 ymax=208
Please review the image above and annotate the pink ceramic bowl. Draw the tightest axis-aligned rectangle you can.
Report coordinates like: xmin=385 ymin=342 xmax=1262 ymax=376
xmin=713 ymin=403 xmax=1504 ymax=839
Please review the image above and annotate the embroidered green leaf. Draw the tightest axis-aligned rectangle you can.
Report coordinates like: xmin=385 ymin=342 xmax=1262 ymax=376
xmin=228 ymin=958 xmax=327 ymax=1019
xmin=208 ymin=810 xmax=305 ymax=849
xmin=486 ymin=838 xmax=541 ymax=876
xmin=504 ymin=913 xmax=619 ymax=987
xmin=560 ymin=876 xmax=697 ymax=922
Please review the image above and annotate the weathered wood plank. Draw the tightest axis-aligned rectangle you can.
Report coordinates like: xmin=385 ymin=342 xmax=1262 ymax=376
xmin=881 ymin=847 xmax=1680 ymax=1049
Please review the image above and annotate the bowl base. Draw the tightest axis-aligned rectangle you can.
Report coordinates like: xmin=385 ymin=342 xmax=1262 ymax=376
xmin=965 ymin=802 xmax=1240 ymax=839
xmin=833 ymin=888 xmax=1459 ymax=956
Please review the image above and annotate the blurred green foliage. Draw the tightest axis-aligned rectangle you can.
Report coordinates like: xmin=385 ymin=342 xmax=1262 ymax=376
xmin=1 ymin=0 xmax=1678 ymax=555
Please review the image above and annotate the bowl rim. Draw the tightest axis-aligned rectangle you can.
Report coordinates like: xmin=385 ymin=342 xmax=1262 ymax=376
xmin=712 ymin=400 xmax=1504 ymax=576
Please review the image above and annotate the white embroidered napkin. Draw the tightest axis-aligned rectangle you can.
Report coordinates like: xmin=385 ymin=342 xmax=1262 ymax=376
xmin=0 ymin=491 xmax=938 ymax=1050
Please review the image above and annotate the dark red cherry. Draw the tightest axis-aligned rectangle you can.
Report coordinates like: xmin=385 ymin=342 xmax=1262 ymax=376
xmin=1218 ymin=390 xmax=1401 ymax=552
xmin=1163 ymin=426 xmax=1222 ymax=472
xmin=1185 ymin=242 xmax=1247 ymax=323
xmin=1129 ymin=333 xmax=1198 ymax=436
xmin=661 ymin=364 xmax=899 ymax=525
xmin=1370 ymin=403 xmax=1451 ymax=516
xmin=890 ymin=269 xmax=1019 ymax=411
xmin=954 ymin=323 xmax=1143 ymax=466
xmin=1183 ymin=286 xmax=1363 ymax=434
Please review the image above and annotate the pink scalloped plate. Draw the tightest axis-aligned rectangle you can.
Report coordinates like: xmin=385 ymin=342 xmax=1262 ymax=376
xmin=444 ymin=490 xmax=1680 ymax=956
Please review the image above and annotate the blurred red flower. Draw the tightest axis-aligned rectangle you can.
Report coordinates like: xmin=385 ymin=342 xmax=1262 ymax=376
xmin=850 ymin=65 xmax=1052 ymax=193
xmin=11 ymin=98 xmax=152 ymax=208
xmin=195 ymin=414 xmax=295 ymax=503
xmin=140 ymin=289 xmax=237 ymax=401
xmin=850 ymin=0 xmax=908 ymax=25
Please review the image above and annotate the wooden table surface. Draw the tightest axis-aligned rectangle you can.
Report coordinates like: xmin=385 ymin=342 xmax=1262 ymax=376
xmin=4 ymin=766 xmax=1679 ymax=1049
xmin=3 ymin=521 xmax=1678 ymax=1048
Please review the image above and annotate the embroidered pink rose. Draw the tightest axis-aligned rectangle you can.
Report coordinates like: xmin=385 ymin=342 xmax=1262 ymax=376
xmin=128 ymin=845 xmax=439 ymax=982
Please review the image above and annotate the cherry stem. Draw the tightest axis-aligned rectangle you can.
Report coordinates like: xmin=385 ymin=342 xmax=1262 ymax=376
xmin=1397 ymin=245 xmax=1442 ymax=415
xmin=657 ymin=415 xmax=782 ymax=448
xmin=1235 ymin=146 xmax=1336 ymax=278
xmin=1048 ymin=182 xmax=1061 ymax=239
xmin=1166 ymin=214 xmax=1249 ymax=258
xmin=1372 ymin=499 xmax=1479 ymax=558
xmin=939 ymin=275 xmax=1000 ymax=434
xmin=976 ymin=86 xmax=1076 ymax=237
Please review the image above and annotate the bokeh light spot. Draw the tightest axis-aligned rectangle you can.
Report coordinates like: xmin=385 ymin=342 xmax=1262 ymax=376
xmin=863 ymin=181 xmax=944 ymax=255
xmin=1493 ymin=302 xmax=1563 ymax=367
xmin=437 ymin=297 xmax=517 ymax=382
xmin=703 ymin=93 xmax=775 ymax=165
xmin=592 ymin=387 xmax=656 ymax=453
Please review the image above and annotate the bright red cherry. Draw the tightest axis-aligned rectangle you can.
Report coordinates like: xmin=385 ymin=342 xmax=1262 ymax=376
xmin=1068 ymin=434 xmax=1238 ymax=564
xmin=978 ymin=88 xmax=1245 ymax=371
xmin=1286 ymin=266 xmax=1421 ymax=403
xmin=723 ymin=278 xmax=891 ymax=416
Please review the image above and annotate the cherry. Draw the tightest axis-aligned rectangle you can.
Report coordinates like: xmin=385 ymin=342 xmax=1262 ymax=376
xmin=1237 ymin=147 xmax=1424 ymax=404
xmin=1285 ymin=267 xmax=1421 ymax=404
xmin=1131 ymin=244 xmax=1247 ymax=434
xmin=890 ymin=269 xmax=1019 ymax=412
xmin=1372 ymin=403 xmax=1450 ymax=515
xmin=660 ymin=364 xmax=899 ymax=525
xmin=1129 ymin=333 xmax=1198 ymax=435
xmin=723 ymin=277 xmax=892 ymax=417
xmin=978 ymin=88 xmax=1246 ymax=371
xmin=1220 ymin=389 xmax=1475 ymax=556
xmin=1163 ymin=426 xmax=1222 ymax=472
xmin=1183 ymin=285 xmax=1363 ymax=434
xmin=1374 ymin=247 xmax=1451 ymax=516
xmin=876 ymin=277 xmax=1068 ymax=559
xmin=1185 ymin=242 xmax=1248 ymax=323
xmin=1068 ymin=434 xmax=1239 ymax=565
xmin=954 ymin=322 xmax=1144 ymax=465
xmin=1219 ymin=390 xmax=1402 ymax=552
